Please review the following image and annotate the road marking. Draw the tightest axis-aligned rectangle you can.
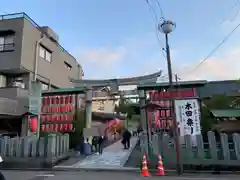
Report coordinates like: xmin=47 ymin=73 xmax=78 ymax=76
xmin=36 ymin=174 xmax=55 ymax=177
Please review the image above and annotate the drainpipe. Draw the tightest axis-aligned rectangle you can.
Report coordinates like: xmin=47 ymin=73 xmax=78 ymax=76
xmin=33 ymin=34 xmax=44 ymax=81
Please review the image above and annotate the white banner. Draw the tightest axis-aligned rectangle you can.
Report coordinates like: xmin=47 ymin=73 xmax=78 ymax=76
xmin=175 ymin=99 xmax=201 ymax=137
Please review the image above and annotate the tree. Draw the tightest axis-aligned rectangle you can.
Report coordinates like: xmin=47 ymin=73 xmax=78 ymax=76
xmin=115 ymin=96 xmax=135 ymax=119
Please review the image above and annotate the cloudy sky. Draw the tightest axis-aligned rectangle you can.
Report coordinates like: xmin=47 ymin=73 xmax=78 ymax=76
xmin=1 ymin=0 xmax=240 ymax=82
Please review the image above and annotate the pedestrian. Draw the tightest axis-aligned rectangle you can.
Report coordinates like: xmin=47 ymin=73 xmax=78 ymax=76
xmin=122 ymin=129 xmax=132 ymax=149
xmin=97 ymin=136 xmax=104 ymax=154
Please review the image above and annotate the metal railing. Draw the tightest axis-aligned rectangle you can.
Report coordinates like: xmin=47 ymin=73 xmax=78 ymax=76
xmin=0 ymin=43 xmax=14 ymax=52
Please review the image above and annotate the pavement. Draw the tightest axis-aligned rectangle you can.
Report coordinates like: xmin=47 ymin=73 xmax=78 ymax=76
xmin=54 ymin=137 xmax=138 ymax=170
xmin=3 ymin=170 xmax=240 ymax=180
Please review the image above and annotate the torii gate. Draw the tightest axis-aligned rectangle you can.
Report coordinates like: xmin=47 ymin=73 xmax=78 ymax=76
xmin=70 ymin=70 xmax=162 ymax=129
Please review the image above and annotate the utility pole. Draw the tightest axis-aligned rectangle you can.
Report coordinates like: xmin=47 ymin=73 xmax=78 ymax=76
xmin=159 ymin=21 xmax=182 ymax=175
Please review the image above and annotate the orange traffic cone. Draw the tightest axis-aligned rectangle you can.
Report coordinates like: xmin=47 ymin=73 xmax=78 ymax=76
xmin=140 ymin=154 xmax=151 ymax=177
xmin=156 ymin=154 xmax=165 ymax=176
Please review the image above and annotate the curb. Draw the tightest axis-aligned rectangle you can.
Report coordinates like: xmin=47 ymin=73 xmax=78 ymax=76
xmin=3 ymin=167 xmax=240 ymax=175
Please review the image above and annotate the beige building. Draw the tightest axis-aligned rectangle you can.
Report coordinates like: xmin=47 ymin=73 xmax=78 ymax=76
xmin=92 ymin=87 xmax=116 ymax=114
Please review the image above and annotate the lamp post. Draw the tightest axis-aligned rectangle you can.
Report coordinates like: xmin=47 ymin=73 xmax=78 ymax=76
xmin=158 ymin=20 xmax=182 ymax=174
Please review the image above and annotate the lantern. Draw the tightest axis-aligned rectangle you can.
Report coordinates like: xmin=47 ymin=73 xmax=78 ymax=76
xmin=68 ymin=124 xmax=73 ymax=131
xmin=45 ymin=124 xmax=50 ymax=132
xmin=64 ymin=124 xmax=68 ymax=131
xmin=53 ymin=124 xmax=57 ymax=131
xmin=46 ymin=96 xmax=50 ymax=105
xmin=50 ymin=124 xmax=54 ymax=131
xmin=41 ymin=125 xmax=45 ymax=132
xmin=29 ymin=117 xmax=38 ymax=132
xmin=56 ymin=96 xmax=59 ymax=104
xmin=51 ymin=96 xmax=56 ymax=104
xmin=65 ymin=105 xmax=69 ymax=112
xmin=40 ymin=116 xmax=45 ymax=123
xmin=69 ymin=95 xmax=73 ymax=104
xmin=59 ymin=124 xmax=63 ymax=131
xmin=47 ymin=107 xmax=51 ymax=113
xmin=60 ymin=96 xmax=64 ymax=104
xmin=59 ymin=115 xmax=62 ymax=121
xmin=51 ymin=106 xmax=55 ymax=113
xmin=68 ymin=115 xmax=73 ymax=121
xmin=65 ymin=95 xmax=69 ymax=104
xmin=69 ymin=105 xmax=73 ymax=112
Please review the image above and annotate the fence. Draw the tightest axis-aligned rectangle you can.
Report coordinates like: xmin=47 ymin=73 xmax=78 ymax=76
xmin=140 ymin=131 xmax=240 ymax=167
xmin=0 ymin=134 xmax=69 ymax=158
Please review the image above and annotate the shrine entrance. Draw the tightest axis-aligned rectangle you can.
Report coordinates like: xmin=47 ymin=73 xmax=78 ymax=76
xmin=137 ymin=81 xmax=206 ymax=168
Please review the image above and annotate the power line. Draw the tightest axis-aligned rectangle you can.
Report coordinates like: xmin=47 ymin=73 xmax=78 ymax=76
xmin=154 ymin=0 xmax=165 ymax=19
xmin=189 ymin=21 xmax=240 ymax=74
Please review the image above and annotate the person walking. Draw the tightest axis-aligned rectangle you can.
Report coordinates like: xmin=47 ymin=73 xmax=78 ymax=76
xmin=97 ymin=136 xmax=104 ymax=154
xmin=122 ymin=129 xmax=132 ymax=149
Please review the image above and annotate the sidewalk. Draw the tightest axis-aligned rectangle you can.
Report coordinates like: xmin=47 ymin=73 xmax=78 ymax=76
xmin=54 ymin=137 xmax=138 ymax=169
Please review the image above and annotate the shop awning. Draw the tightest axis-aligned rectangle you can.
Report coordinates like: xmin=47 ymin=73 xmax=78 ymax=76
xmin=210 ymin=109 xmax=240 ymax=118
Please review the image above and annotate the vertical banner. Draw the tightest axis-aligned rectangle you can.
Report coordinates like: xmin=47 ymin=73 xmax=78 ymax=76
xmin=175 ymin=99 xmax=201 ymax=144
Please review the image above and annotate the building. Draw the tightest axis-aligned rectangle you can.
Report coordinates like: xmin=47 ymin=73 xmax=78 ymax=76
xmin=92 ymin=87 xmax=116 ymax=114
xmin=0 ymin=13 xmax=83 ymax=133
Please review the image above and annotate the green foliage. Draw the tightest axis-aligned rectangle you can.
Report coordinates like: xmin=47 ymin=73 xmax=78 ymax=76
xmin=115 ymin=96 xmax=135 ymax=119
xmin=203 ymin=94 xmax=233 ymax=109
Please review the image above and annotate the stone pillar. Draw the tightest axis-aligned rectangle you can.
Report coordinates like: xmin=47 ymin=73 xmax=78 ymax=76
xmin=85 ymin=88 xmax=93 ymax=144
xmin=21 ymin=116 xmax=28 ymax=137
xmin=85 ymin=88 xmax=92 ymax=128
xmin=138 ymin=90 xmax=147 ymax=131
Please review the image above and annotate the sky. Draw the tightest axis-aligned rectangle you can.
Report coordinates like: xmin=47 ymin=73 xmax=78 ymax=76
xmin=1 ymin=0 xmax=240 ymax=82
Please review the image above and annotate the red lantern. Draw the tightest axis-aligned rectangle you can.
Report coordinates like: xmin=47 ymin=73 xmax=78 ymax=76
xmin=69 ymin=105 xmax=73 ymax=112
xmin=64 ymin=124 xmax=68 ymax=131
xmin=54 ymin=124 xmax=59 ymax=131
xmin=68 ymin=124 xmax=73 ymax=131
xmin=47 ymin=107 xmax=51 ymax=113
xmin=29 ymin=117 xmax=37 ymax=132
xmin=67 ymin=115 xmax=72 ymax=121
xmin=59 ymin=124 xmax=63 ymax=131
xmin=65 ymin=96 xmax=69 ymax=104
xmin=50 ymin=124 xmax=54 ymax=131
xmin=51 ymin=106 xmax=55 ymax=113
xmin=51 ymin=96 xmax=55 ymax=104
xmin=59 ymin=115 xmax=62 ymax=121
xmin=69 ymin=95 xmax=73 ymax=104
xmin=45 ymin=124 xmax=49 ymax=132
xmin=65 ymin=105 xmax=69 ymax=112
xmin=40 ymin=116 xmax=45 ymax=123
xmin=41 ymin=125 xmax=45 ymax=132
xmin=60 ymin=96 xmax=64 ymax=104
xmin=56 ymin=96 xmax=59 ymax=104
xmin=46 ymin=97 xmax=50 ymax=105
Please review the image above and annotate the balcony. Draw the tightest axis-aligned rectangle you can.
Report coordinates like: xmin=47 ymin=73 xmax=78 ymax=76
xmin=0 ymin=87 xmax=28 ymax=99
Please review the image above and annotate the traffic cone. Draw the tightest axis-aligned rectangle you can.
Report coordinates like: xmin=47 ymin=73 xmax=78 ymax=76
xmin=156 ymin=154 xmax=165 ymax=176
xmin=140 ymin=154 xmax=151 ymax=177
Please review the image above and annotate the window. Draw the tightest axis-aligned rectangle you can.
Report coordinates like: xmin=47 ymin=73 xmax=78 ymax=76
xmin=64 ymin=61 xmax=72 ymax=70
xmin=0 ymin=35 xmax=14 ymax=52
xmin=39 ymin=45 xmax=52 ymax=62
xmin=0 ymin=75 xmax=6 ymax=88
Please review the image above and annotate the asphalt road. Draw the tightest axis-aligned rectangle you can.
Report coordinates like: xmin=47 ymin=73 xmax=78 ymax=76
xmin=2 ymin=170 xmax=240 ymax=180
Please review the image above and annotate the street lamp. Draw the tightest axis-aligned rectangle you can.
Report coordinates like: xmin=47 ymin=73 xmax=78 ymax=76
xmin=159 ymin=20 xmax=182 ymax=175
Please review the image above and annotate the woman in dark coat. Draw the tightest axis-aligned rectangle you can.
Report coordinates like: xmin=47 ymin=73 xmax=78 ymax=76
xmin=122 ymin=129 xmax=132 ymax=149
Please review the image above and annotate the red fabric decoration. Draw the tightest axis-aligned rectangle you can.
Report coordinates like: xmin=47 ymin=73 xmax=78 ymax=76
xmin=51 ymin=106 xmax=55 ymax=113
xmin=59 ymin=124 xmax=63 ymax=131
